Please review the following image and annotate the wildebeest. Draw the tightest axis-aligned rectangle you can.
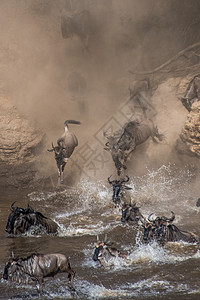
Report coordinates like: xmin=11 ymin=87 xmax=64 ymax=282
xmin=6 ymin=202 xmax=58 ymax=235
xmin=61 ymin=10 xmax=93 ymax=51
xmin=3 ymin=253 xmax=75 ymax=296
xmin=180 ymin=74 xmax=200 ymax=111
xmin=48 ymin=120 xmax=80 ymax=184
xmin=128 ymin=78 xmax=156 ymax=119
xmin=142 ymin=212 xmax=199 ymax=245
xmin=105 ymin=119 xmax=164 ymax=176
xmin=107 ymin=175 xmax=131 ymax=205
xmin=93 ymin=237 xmax=125 ymax=265
xmin=121 ymin=203 xmax=145 ymax=224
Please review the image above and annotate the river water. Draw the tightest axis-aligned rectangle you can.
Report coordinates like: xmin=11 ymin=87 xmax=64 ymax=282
xmin=0 ymin=165 xmax=199 ymax=300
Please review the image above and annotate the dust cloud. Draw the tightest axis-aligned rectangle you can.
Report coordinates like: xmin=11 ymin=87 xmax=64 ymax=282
xmin=1 ymin=0 xmax=200 ymax=180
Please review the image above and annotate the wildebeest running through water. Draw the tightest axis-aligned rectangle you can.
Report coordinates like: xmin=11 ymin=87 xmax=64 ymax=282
xmin=105 ymin=119 xmax=164 ymax=176
xmin=93 ymin=236 xmax=126 ymax=265
xmin=3 ymin=253 xmax=75 ymax=297
xmin=121 ymin=202 xmax=145 ymax=224
xmin=107 ymin=175 xmax=131 ymax=205
xmin=61 ymin=10 xmax=93 ymax=51
xmin=6 ymin=202 xmax=58 ymax=235
xmin=142 ymin=211 xmax=199 ymax=245
xmin=48 ymin=120 xmax=81 ymax=184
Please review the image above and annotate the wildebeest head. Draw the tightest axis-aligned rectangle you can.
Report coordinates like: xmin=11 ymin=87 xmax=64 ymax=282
xmin=108 ymin=175 xmax=130 ymax=203
xmin=3 ymin=255 xmax=21 ymax=281
xmin=142 ymin=220 xmax=155 ymax=243
xmin=142 ymin=211 xmax=175 ymax=243
xmin=93 ymin=241 xmax=105 ymax=261
xmin=93 ymin=236 xmax=121 ymax=263
xmin=6 ymin=202 xmax=26 ymax=234
xmin=121 ymin=202 xmax=144 ymax=223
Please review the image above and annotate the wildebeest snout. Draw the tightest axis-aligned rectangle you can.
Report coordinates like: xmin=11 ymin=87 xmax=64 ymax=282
xmin=93 ymin=246 xmax=103 ymax=261
xmin=121 ymin=209 xmax=127 ymax=222
xmin=113 ymin=186 xmax=120 ymax=199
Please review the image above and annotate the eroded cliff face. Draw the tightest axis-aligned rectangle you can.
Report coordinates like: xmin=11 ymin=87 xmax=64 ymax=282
xmin=0 ymin=97 xmax=45 ymax=187
xmin=177 ymin=102 xmax=200 ymax=157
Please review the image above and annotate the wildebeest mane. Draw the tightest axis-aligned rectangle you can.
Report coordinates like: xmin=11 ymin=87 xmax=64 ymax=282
xmin=166 ymin=224 xmax=199 ymax=243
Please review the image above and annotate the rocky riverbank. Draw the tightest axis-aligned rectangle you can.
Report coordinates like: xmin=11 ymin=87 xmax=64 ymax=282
xmin=0 ymin=97 xmax=45 ymax=188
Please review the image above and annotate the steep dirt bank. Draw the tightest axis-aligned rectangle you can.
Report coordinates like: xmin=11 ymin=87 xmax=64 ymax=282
xmin=0 ymin=97 xmax=45 ymax=187
xmin=1 ymin=1 xmax=200 ymax=187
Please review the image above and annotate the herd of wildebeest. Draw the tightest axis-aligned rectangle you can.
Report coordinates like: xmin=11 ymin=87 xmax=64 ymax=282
xmin=2 ymin=73 xmax=200 ymax=297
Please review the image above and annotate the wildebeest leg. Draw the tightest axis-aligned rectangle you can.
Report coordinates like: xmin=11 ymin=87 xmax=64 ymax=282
xmin=60 ymin=263 xmax=75 ymax=289
xmin=36 ymin=277 xmax=44 ymax=298
xmin=60 ymin=162 xmax=66 ymax=184
xmin=111 ymin=153 xmax=123 ymax=176
xmin=121 ymin=148 xmax=135 ymax=172
xmin=58 ymin=165 xmax=62 ymax=182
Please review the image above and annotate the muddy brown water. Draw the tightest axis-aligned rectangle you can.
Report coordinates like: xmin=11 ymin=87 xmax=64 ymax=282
xmin=0 ymin=165 xmax=200 ymax=300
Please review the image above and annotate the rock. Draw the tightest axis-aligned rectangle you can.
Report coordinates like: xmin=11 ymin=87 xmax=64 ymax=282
xmin=176 ymin=102 xmax=200 ymax=157
xmin=0 ymin=97 xmax=45 ymax=187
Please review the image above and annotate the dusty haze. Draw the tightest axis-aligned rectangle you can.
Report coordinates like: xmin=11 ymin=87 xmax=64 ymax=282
xmin=1 ymin=0 xmax=200 ymax=182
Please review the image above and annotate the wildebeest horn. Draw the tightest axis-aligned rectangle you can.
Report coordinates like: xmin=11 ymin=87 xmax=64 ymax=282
xmin=124 ymin=185 xmax=132 ymax=190
xmin=121 ymin=175 xmax=129 ymax=183
xmin=167 ymin=211 xmax=175 ymax=222
xmin=108 ymin=175 xmax=112 ymax=184
xmin=64 ymin=120 xmax=81 ymax=125
xmin=11 ymin=201 xmax=16 ymax=211
xmin=148 ymin=213 xmax=155 ymax=222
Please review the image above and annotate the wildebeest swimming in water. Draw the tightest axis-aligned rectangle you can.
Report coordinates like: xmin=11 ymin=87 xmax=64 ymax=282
xmin=3 ymin=253 xmax=75 ymax=297
xmin=93 ymin=236 xmax=126 ymax=265
xmin=180 ymin=74 xmax=200 ymax=111
xmin=105 ymin=119 xmax=164 ymax=176
xmin=121 ymin=202 xmax=145 ymax=224
xmin=61 ymin=10 xmax=93 ymax=51
xmin=6 ymin=202 xmax=58 ymax=236
xmin=107 ymin=175 xmax=131 ymax=205
xmin=48 ymin=120 xmax=81 ymax=184
xmin=142 ymin=211 xmax=199 ymax=245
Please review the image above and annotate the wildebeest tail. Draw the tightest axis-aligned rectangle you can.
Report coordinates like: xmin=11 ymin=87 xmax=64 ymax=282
xmin=64 ymin=120 xmax=81 ymax=125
